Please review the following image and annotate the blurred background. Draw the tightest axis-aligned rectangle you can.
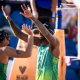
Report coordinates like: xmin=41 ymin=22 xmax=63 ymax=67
xmin=0 ymin=0 xmax=79 ymax=80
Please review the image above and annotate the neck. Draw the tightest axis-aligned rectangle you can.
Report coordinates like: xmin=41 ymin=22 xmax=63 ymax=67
xmin=0 ymin=43 xmax=5 ymax=47
xmin=42 ymin=40 xmax=49 ymax=47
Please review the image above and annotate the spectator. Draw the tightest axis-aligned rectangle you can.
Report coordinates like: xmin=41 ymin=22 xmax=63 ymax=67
xmin=67 ymin=19 xmax=78 ymax=44
xmin=65 ymin=19 xmax=78 ymax=53
xmin=30 ymin=0 xmax=52 ymax=29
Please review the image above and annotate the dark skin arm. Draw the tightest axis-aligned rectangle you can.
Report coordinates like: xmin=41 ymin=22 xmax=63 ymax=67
xmin=30 ymin=16 xmax=60 ymax=58
xmin=30 ymin=17 xmax=60 ymax=46
xmin=20 ymin=4 xmax=60 ymax=48
xmin=8 ymin=21 xmax=41 ymax=46
xmin=1 ymin=6 xmax=41 ymax=46
xmin=20 ymin=4 xmax=60 ymax=58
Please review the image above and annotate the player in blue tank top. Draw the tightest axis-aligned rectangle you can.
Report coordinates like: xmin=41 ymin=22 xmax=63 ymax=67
xmin=30 ymin=0 xmax=52 ymax=29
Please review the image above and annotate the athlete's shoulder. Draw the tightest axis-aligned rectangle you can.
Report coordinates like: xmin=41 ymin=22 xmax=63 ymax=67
xmin=0 ymin=47 xmax=7 ymax=55
xmin=1 ymin=46 xmax=10 ymax=53
xmin=54 ymin=36 xmax=60 ymax=43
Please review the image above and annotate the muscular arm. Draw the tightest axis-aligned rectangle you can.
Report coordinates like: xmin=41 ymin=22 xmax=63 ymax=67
xmin=3 ymin=34 xmax=33 ymax=58
xmin=30 ymin=16 xmax=59 ymax=47
xmin=8 ymin=20 xmax=24 ymax=39
xmin=8 ymin=20 xmax=41 ymax=46
xmin=1 ymin=5 xmax=40 ymax=46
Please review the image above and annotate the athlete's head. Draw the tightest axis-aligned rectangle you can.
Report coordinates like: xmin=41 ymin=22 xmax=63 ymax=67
xmin=0 ymin=29 xmax=10 ymax=46
xmin=39 ymin=22 xmax=55 ymax=41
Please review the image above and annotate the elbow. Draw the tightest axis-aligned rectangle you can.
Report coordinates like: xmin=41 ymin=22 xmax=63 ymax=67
xmin=28 ymin=53 xmax=31 ymax=57
xmin=25 ymin=53 xmax=31 ymax=58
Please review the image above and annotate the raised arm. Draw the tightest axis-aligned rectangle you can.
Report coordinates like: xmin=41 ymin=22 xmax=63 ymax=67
xmin=30 ymin=0 xmax=38 ymax=19
xmin=3 ymin=27 xmax=33 ymax=58
xmin=30 ymin=17 xmax=59 ymax=47
xmin=20 ymin=4 xmax=59 ymax=47
xmin=1 ymin=6 xmax=41 ymax=46
xmin=1 ymin=6 xmax=28 ymax=41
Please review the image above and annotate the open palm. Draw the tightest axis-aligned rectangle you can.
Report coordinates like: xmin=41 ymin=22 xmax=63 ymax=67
xmin=20 ymin=4 xmax=32 ymax=18
xmin=22 ymin=24 xmax=32 ymax=35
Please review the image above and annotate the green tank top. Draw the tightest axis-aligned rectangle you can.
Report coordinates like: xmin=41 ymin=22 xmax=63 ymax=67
xmin=0 ymin=62 xmax=8 ymax=80
xmin=36 ymin=44 xmax=59 ymax=80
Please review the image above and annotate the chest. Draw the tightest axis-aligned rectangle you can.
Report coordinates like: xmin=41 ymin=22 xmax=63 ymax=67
xmin=37 ymin=47 xmax=52 ymax=68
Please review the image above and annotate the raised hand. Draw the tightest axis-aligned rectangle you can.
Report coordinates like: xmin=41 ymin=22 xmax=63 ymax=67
xmin=20 ymin=4 xmax=32 ymax=18
xmin=22 ymin=24 xmax=32 ymax=35
xmin=1 ymin=6 xmax=10 ymax=20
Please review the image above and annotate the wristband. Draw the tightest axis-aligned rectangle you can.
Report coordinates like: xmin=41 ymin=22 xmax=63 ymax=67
xmin=8 ymin=17 xmax=12 ymax=22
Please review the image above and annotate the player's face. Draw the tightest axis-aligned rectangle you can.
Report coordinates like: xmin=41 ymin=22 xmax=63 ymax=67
xmin=6 ymin=37 xmax=10 ymax=45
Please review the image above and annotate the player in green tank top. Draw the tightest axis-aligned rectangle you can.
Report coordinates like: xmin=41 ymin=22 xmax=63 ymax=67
xmin=19 ymin=4 xmax=60 ymax=80
xmin=2 ymin=4 xmax=60 ymax=80
xmin=36 ymin=44 xmax=59 ymax=80
xmin=0 ymin=62 xmax=7 ymax=80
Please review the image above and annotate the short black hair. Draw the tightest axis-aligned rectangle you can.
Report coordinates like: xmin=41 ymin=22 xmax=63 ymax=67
xmin=0 ymin=29 xmax=10 ymax=42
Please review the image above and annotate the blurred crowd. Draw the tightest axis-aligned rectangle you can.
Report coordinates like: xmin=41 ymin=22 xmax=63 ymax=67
xmin=0 ymin=0 xmax=79 ymax=80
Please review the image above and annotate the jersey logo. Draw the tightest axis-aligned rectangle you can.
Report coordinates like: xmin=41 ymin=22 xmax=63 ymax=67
xmin=19 ymin=66 xmax=26 ymax=74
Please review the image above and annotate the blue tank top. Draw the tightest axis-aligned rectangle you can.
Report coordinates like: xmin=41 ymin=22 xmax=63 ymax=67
xmin=35 ymin=0 xmax=52 ymax=9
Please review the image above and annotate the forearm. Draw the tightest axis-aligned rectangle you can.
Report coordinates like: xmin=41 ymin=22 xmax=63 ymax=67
xmin=30 ymin=16 xmax=49 ymax=36
xmin=30 ymin=0 xmax=37 ymax=12
xmin=30 ymin=17 xmax=60 ymax=47
xmin=8 ymin=20 xmax=22 ymax=38
xmin=25 ymin=34 xmax=34 ymax=56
